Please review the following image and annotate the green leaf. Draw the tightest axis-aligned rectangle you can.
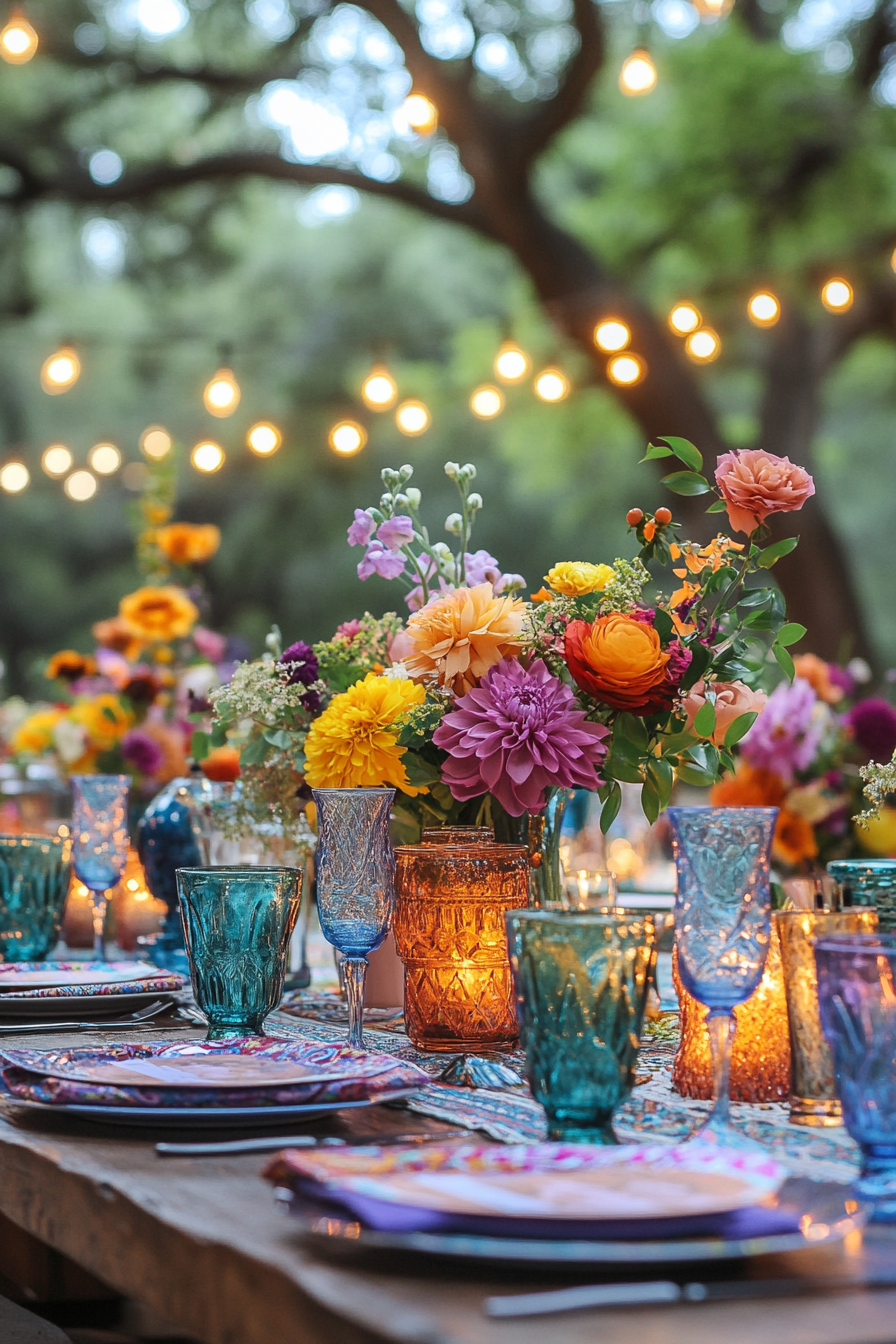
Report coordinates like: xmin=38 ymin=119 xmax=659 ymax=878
xmin=676 ymin=763 xmax=716 ymax=787
xmin=743 ymin=609 xmax=778 ymax=631
xmin=401 ymin=752 xmax=441 ymax=787
xmin=615 ymin=712 xmax=649 ymax=752
xmin=658 ymin=436 xmax=703 ymax=473
xmin=705 ymin=499 xmax=727 ymax=514
xmin=641 ymin=443 xmax=674 ymax=462
xmin=652 ymin=608 xmax=674 ymax=643
xmin=686 ymin=742 xmax=719 ymax=775
xmin=646 ymin=756 xmax=674 ymax=810
xmin=693 ymin=701 xmax=717 ymax=738
xmin=757 ymin=536 xmax=799 ymax=569
xmin=776 ymin=621 xmax=807 ymax=648
xmin=606 ymin=756 xmax=644 ymax=785
xmin=263 ymin=728 xmax=293 ymax=750
xmin=681 ymin=641 xmax=710 ymax=691
xmin=190 ymin=730 xmax=210 ymax=761
xmin=661 ymin=730 xmax=699 ymax=757
xmin=239 ymin=736 xmax=270 ymax=767
xmin=773 ymin=643 xmax=796 ymax=681
xmin=599 ymin=781 xmax=622 ymax=833
xmin=723 ymin=711 xmax=758 ymax=747
xmin=641 ymin=777 xmax=661 ymax=825
xmin=661 ymin=471 xmax=711 ymax=496
xmin=738 ymin=587 xmax=774 ymax=609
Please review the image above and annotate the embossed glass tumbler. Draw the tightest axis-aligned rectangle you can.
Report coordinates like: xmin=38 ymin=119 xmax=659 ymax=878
xmin=71 ymin=774 xmax=130 ymax=962
xmin=827 ymin=860 xmax=896 ymax=932
xmin=506 ymin=909 xmax=656 ymax=1144
xmin=312 ymin=787 xmax=396 ymax=1050
xmin=0 ymin=834 xmax=71 ymax=961
xmin=176 ymin=866 xmax=302 ymax=1039
xmin=668 ymin=806 xmax=777 ymax=1144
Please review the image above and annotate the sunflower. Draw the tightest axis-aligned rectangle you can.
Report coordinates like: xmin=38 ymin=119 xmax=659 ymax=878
xmin=155 ymin=523 xmax=221 ymax=567
xmin=119 ymin=586 xmax=199 ymax=643
xmin=303 ymin=674 xmax=427 ymax=793
xmin=46 ymin=650 xmax=98 ymax=682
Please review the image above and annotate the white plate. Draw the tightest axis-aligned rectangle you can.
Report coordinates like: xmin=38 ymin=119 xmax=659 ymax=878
xmin=0 ymin=965 xmax=162 ymax=991
xmin=35 ymin=1054 xmax=401 ymax=1090
xmin=0 ymin=991 xmax=179 ymax=1020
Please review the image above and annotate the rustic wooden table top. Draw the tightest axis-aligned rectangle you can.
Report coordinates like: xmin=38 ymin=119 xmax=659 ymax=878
xmin=0 ymin=1014 xmax=895 ymax=1344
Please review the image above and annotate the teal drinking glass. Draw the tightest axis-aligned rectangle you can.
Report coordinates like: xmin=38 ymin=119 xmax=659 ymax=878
xmin=0 ymin=834 xmax=71 ymax=961
xmin=506 ymin=909 xmax=656 ymax=1144
xmin=176 ymin=866 xmax=302 ymax=1039
xmin=827 ymin=860 xmax=896 ymax=932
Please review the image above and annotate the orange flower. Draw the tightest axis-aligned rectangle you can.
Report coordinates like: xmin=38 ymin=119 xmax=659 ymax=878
xmin=390 ymin=583 xmax=525 ymax=695
xmin=564 ymin=613 xmax=670 ymax=713
xmin=793 ymin=653 xmax=843 ymax=705
xmin=119 ymin=586 xmax=199 ymax=643
xmin=46 ymin=650 xmax=97 ymax=682
xmin=140 ymin=721 xmax=188 ymax=783
xmin=530 ymin=588 xmax=553 ymax=603
xmin=773 ymin=808 xmax=818 ymax=867
xmin=155 ymin=523 xmax=221 ymax=567
xmin=92 ymin=617 xmax=143 ymax=661
xmin=201 ymin=745 xmax=241 ymax=782
xmin=710 ymin=763 xmax=787 ymax=808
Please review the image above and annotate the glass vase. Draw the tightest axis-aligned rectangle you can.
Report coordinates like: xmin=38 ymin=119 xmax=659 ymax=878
xmin=492 ymin=787 xmax=573 ymax=908
xmin=137 ymin=772 xmax=214 ymax=973
xmin=393 ymin=841 xmax=529 ymax=1050
xmin=827 ymin=860 xmax=896 ymax=932
xmin=0 ymin=833 xmax=71 ymax=961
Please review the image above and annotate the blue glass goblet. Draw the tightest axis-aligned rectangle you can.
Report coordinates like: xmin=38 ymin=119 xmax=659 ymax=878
xmin=668 ymin=806 xmax=778 ymax=1143
xmin=71 ymin=775 xmax=130 ymax=962
xmin=312 ymin=787 xmax=396 ymax=1049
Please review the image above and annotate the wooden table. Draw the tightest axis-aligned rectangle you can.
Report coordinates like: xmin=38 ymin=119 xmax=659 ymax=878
xmin=1 ymin=1017 xmax=895 ymax=1344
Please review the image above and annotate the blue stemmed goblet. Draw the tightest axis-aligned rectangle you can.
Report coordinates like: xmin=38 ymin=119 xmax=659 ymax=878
xmin=668 ymin=806 xmax=778 ymax=1144
xmin=71 ymin=774 xmax=130 ymax=962
xmin=312 ymin=787 xmax=396 ymax=1049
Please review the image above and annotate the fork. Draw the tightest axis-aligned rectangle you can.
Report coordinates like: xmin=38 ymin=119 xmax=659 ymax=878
xmin=0 ymin=998 xmax=174 ymax=1034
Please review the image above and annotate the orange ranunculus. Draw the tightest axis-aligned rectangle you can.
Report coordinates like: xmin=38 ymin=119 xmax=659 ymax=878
xmin=46 ymin=650 xmax=98 ymax=682
xmin=200 ymin=745 xmax=241 ymax=783
xmin=155 ymin=523 xmax=221 ymax=567
xmin=390 ymin=583 xmax=525 ymax=695
xmin=773 ymin=808 xmax=818 ymax=868
xmin=564 ymin=613 xmax=670 ymax=713
xmin=119 ymin=586 xmax=199 ymax=643
xmin=92 ymin=616 xmax=143 ymax=661
xmin=710 ymin=763 xmax=787 ymax=808
xmin=793 ymin=653 xmax=843 ymax=705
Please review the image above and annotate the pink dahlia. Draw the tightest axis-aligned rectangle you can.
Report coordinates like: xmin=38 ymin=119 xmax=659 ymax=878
xmin=433 ymin=657 xmax=610 ymax=816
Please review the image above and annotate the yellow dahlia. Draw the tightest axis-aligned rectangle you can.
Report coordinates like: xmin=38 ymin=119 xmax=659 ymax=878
xmin=545 ymin=561 xmax=615 ymax=597
xmin=389 ymin=582 xmax=525 ymax=695
xmin=119 ymin=586 xmax=199 ymax=643
xmin=69 ymin=695 xmax=133 ymax=750
xmin=304 ymin=674 xmax=427 ymax=794
xmin=11 ymin=709 xmax=63 ymax=756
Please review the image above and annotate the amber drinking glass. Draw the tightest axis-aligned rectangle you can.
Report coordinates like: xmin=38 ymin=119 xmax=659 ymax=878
xmin=393 ymin=842 xmax=529 ymax=1051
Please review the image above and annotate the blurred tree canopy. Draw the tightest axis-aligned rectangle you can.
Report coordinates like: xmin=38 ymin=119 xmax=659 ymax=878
xmin=2 ymin=0 xmax=896 ymax=693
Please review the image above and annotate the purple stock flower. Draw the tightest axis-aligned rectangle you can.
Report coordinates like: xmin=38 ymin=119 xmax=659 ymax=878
xmin=347 ymin=509 xmax=376 ymax=547
xmin=120 ymin=729 xmax=164 ymax=777
xmin=741 ymin=677 xmax=825 ymax=783
xmin=358 ymin=542 xmax=407 ymax=581
xmin=279 ymin=641 xmax=319 ymax=687
xmin=847 ymin=698 xmax=896 ymax=761
xmin=433 ymin=657 xmax=610 ymax=816
xmin=377 ymin=516 xmax=414 ymax=551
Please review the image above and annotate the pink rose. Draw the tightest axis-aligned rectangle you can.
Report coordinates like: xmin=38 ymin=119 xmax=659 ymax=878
xmin=714 ymin=449 xmax=815 ymax=535
xmin=683 ymin=679 xmax=768 ymax=746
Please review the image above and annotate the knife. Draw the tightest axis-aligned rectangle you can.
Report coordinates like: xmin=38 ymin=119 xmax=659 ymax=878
xmin=156 ymin=1128 xmax=471 ymax=1156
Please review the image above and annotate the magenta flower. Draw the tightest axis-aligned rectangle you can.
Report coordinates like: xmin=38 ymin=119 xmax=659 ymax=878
xmin=357 ymin=542 xmax=407 ymax=581
xmin=741 ymin=677 xmax=825 ymax=783
xmin=279 ymin=641 xmax=319 ymax=687
xmin=193 ymin=626 xmax=227 ymax=663
xmin=347 ymin=509 xmax=376 ymax=547
xmin=120 ymin=729 xmax=164 ymax=777
xmin=847 ymin=699 xmax=896 ymax=761
xmin=377 ymin=516 xmax=414 ymax=550
xmin=433 ymin=658 xmax=610 ymax=816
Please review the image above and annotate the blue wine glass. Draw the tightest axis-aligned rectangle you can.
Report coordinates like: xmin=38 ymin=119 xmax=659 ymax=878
xmin=71 ymin=775 xmax=130 ymax=962
xmin=668 ymin=806 xmax=778 ymax=1144
xmin=312 ymin=787 xmax=396 ymax=1049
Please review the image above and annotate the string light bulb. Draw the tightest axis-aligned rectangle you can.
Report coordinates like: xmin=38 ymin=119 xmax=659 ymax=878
xmin=402 ymin=93 xmax=438 ymax=135
xmin=361 ymin=366 xmax=398 ymax=410
xmin=0 ymin=461 xmax=29 ymax=493
xmin=396 ymin=400 xmax=431 ymax=435
xmin=619 ymin=49 xmax=657 ymax=95
xmin=594 ymin=320 xmax=630 ymax=353
xmin=669 ymin=303 xmax=701 ymax=335
xmin=0 ymin=10 xmax=38 ymax=63
xmin=40 ymin=346 xmax=80 ymax=394
xmin=140 ymin=425 xmax=172 ymax=460
xmin=328 ymin=420 xmax=367 ymax=456
xmin=747 ymin=292 xmax=780 ymax=327
xmin=470 ymin=385 xmax=504 ymax=418
xmin=692 ymin=0 xmax=734 ymax=17
xmin=203 ymin=367 xmax=241 ymax=417
xmin=41 ymin=444 xmax=73 ymax=477
xmin=247 ymin=422 xmax=281 ymax=456
xmin=191 ymin=441 xmax=225 ymax=473
xmin=686 ymin=328 xmax=722 ymax=362
xmin=64 ymin=470 xmax=97 ymax=501
xmin=607 ymin=353 xmax=646 ymax=386
xmin=821 ymin=278 xmax=853 ymax=312
xmin=534 ymin=368 xmax=570 ymax=402
xmin=88 ymin=442 xmax=121 ymax=475
xmin=494 ymin=343 xmax=529 ymax=382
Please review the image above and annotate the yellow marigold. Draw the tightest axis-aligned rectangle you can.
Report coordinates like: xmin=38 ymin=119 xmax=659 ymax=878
xmin=389 ymin=582 xmax=525 ymax=695
xmin=46 ymin=650 xmax=98 ymax=682
xmin=545 ymin=561 xmax=615 ymax=597
xmin=69 ymin=695 xmax=133 ymax=750
xmin=304 ymin=674 xmax=427 ymax=794
xmin=155 ymin=523 xmax=221 ymax=567
xmin=119 ymin=586 xmax=199 ymax=643
xmin=11 ymin=710 xmax=63 ymax=756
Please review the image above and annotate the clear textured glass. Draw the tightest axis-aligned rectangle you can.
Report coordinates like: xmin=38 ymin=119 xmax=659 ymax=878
xmin=827 ymin=860 xmax=896 ymax=932
xmin=0 ymin=834 xmax=71 ymax=961
xmin=176 ymin=866 xmax=302 ymax=1040
xmin=494 ymin=786 xmax=573 ymax=907
xmin=312 ymin=787 xmax=396 ymax=1049
xmin=668 ymin=806 xmax=777 ymax=1143
xmin=71 ymin=774 xmax=130 ymax=961
xmin=815 ymin=933 xmax=896 ymax=1219
xmin=506 ymin=909 xmax=656 ymax=1144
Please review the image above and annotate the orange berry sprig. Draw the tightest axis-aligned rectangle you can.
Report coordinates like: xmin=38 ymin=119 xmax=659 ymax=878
xmin=626 ymin=505 xmax=677 ymax=561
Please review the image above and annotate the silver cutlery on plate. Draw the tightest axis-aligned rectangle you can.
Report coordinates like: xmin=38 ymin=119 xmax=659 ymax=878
xmin=156 ymin=1129 xmax=472 ymax=1156
xmin=0 ymin=998 xmax=173 ymax=1034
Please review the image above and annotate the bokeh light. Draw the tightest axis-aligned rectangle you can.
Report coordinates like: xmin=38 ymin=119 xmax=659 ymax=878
xmin=140 ymin=425 xmax=172 ymax=460
xmin=607 ymin=354 xmax=646 ymax=385
xmin=619 ymin=49 xmax=657 ymax=95
xmin=748 ymin=292 xmax=780 ymax=326
xmin=88 ymin=442 xmax=122 ymax=475
xmin=494 ymin=343 xmax=529 ymax=381
xmin=40 ymin=346 xmax=80 ymax=394
xmin=64 ymin=470 xmax=97 ymax=501
xmin=402 ymin=93 xmax=438 ymax=134
xmin=534 ymin=368 xmax=570 ymax=401
xmin=0 ymin=11 xmax=38 ymax=63
xmin=686 ymin=328 xmax=721 ymax=362
xmin=247 ymin=422 xmax=282 ymax=455
xmin=41 ymin=445 xmax=73 ymax=477
xmin=396 ymin=400 xmax=431 ymax=435
xmin=594 ymin=320 xmax=630 ymax=352
xmin=361 ymin=367 xmax=398 ymax=409
xmin=328 ymin=420 xmax=367 ymax=455
xmin=821 ymin=278 xmax=853 ymax=312
xmin=0 ymin=461 xmax=29 ymax=493
xmin=470 ymin=385 xmax=504 ymax=418
xmin=203 ymin=367 xmax=241 ymax=416
xmin=191 ymin=441 xmax=225 ymax=473
xmin=669 ymin=303 xmax=701 ymax=335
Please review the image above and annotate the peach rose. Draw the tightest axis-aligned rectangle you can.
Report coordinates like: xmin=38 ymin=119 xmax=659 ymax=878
xmin=683 ymin=679 xmax=768 ymax=746
xmin=392 ymin=583 xmax=525 ymax=695
xmin=714 ymin=449 xmax=815 ymax=535
xmin=564 ymin=613 xmax=670 ymax=712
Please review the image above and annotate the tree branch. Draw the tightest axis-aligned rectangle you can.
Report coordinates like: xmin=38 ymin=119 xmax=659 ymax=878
xmin=519 ymin=0 xmax=605 ymax=161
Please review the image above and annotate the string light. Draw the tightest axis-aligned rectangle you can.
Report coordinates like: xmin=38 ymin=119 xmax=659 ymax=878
xmin=494 ymin=343 xmax=529 ymax=382
xmin=140 ymin=425 xmax=172 ymax=460
xmin=607 ymin=354 xmax=646 ymax=386
xmin=203 ymin=367 xmax=241 ymax=417
xmin=396 ymin=400 xmax=431 ymax=435
xmin=246 ymin=422 xmax=281 ymax=456
xmin=594 ymin=320 xmax=630 ymax=353
xmin=328 ymin=420 xmax=367 ymax=455
xmin=88 ymin=442 xmax=121 ymax=475
xmin=534 ymin=368 xmax=570 ymax=402
xmin=747 ymin=292 xmax=780 ymax=327
xmin=0 ymin=461 xmax=29 ymax=493
xmin=361 ymin=366 xmax=398 ymax=410
xmin=64 ymin=470 xmax=97 ymax=501
xmin=470 ymin=385 xmax=504 ymax=418
xmin=40 ymin=346 xmax=80 ymax=394
xmin=891 ymin=247 xmax=896 ymax=274
xmin=669 ymin=303 xmax=701 ymax=335
xmin=692 ymin=0 xmax=734 ymax=17
xmin=0 ymin=10 xmax=38 ymax=63
xmin=41 ymin=445 xmax=73 ymax=477
xmin=821 ymin=278 xmax=853 ymax=312
xmin=686 ymin=328 xmax=722 ymax=362
xmin=402 ymin=93 xmax=438 ymax=135
xmin=191 ymin=441 xmax=225 ymax=473
xmin=619 ymin=49 xmax=657 ymax=95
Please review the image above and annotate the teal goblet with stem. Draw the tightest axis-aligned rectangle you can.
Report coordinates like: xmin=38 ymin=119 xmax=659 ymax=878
xmin=71 ymin=774 xmax=130 ymax=962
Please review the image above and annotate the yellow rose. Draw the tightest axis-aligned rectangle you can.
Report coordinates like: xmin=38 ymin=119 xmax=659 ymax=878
xmin=545 ymin=562 xmax=615 ymax=597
